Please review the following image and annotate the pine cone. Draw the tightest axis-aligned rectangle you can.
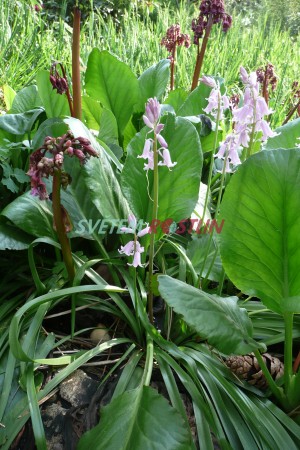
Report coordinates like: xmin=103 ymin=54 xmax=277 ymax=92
xmin=225 ymin=353 xmax=284 ymax=389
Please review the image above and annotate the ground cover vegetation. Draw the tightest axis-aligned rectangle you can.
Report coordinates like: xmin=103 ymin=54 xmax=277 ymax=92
xmin=0 ymin=0 xmax=300 ymax=449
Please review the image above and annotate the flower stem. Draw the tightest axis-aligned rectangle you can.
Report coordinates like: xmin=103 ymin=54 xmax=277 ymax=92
xmin=284 ymin=312 xmax=294 ymax=388
xmin=148 ymin=134 xmax=159 ymax=324
xmin=246 ymin=89 xmax=257 ymax=159
xmin=170 ymin=46 xmax=176 ymax=91
xmin=143 ymin=335 xmax=154 ymax=386
xmin=293 ymin=351 xmax=300 ymax=373
xmin=282 ymin=99 xmax=300 ymax=125
xmin=60 ymin=63 xmax=74 ymax=117
xmin=253 ymin=349 xmax=284 ymax=405
xmin=72 ymin=7 xmax=82 ymax=120
xmin=52 ymin=168 xmax=75 ymax=282
xmin=191 ymin=16 xmax=213 ymax=91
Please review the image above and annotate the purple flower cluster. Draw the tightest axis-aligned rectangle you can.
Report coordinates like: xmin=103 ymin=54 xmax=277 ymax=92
xmin=192 ymin=0 xmax=232 ymax=45
xmin=161 ymin=24 xmax=190 ymax=60
xmin=50 ymin=63 xmax=69 ymax=95
xmin=139 ymin=98 xmax=177 ymax=170
xmin=256 ymin=63 xmax=278 ymax=92
xmin=119 ymin=214 xmax=150 ymax=268
xmin=27 ymin=132 xmax=98 ymax=200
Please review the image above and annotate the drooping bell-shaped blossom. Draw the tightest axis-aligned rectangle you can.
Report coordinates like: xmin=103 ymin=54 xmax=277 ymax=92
xmin=215 ymin=133 xmax=241 ymax=173
xmin=140 ymin=98 xmax=177 ymax=171
xmin=201 ymin=76 xmax=230 ymax=120
xmin=232 ymin=66 xmax=277 ymax=144
xmin=120 ymin=214 xmax=150 ymax=237
xmin=128 ymin=241 xmax=145 ymax=268
xmin=119 ymin=214 xmax=149 ymax=267
xmin=158 ymin=149 xmax=177 ymax=169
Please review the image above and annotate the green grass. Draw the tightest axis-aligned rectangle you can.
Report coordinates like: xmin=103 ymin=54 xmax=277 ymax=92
xmin=0 ymin=1 xmax=299 ymax=126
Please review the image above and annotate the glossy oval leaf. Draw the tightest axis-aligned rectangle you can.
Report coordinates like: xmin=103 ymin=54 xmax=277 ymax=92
xmin=264 ymin=118 xmax=300 ymax=150
xmin=121 ymin=115 xmax=202 ymax=226
xmin=10 ymin=85 xmax=42 ymax=114
xmin=64 ymin=117 xmax=130 ymax=222
xmin=138 ymin=59 xmax=170 ymax=107
xmin=0 ymin=221 xmax=32 ymax=250
xmin=85 ymin=49 xmax=140 ymax=134
xmin=36 ymin=70 xmax=70 ymax=118
xmin=219 ymin=149 xmax=300 ymax=314
xmin=0 ymin=108 xmax=44 ymax=135
xmin=158 ymin=275 xmax=264 ymax=355
xmin=1 ymin=193 xmax=56 ymax=239
xmin=77 ymin=385 xmax=193 ymax=450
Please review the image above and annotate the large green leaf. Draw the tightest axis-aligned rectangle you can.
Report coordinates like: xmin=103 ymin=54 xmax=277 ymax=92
xmin=31 ymin=117 xmax=68 ymax=150
xmin=158 ymin=275 xmax=264 ymax=355
xmin=1 ymin=192 xmax=56 ymax=240
xmin=0 ymin=221 xmax=32 ymax=250
xmin=36 ymin=70 xmax=70 ymax=118
xmin=121 ymin=115 xmax=202 ymax=226
xmin=138 ymin=59 xmax=170 ymax=107
xmin=82 ymin=95 xmax=103 ymax=131
xmin=178 ymin=78 xmax=224 ymax=117
xmin=219 ymin=149 xmax=300 ymax=314
xmin=77 ymin=385 xmax=193 ymax=450
xmin=64 ymin=117 xmax=130 ymax=223
xmin=85 ymin=49 xmax=140 ymax=134
xmin=0 ymin=108 xmax=44 ymax=135
xmin=264 ymin=118 xmax=300 ymax=150
xmin=164 ymin=88 xmax=189 ymax=113
xmin=10 ymin=85 xmax=42 ymax=114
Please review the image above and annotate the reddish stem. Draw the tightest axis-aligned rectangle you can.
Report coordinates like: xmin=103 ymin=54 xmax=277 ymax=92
xmin=52 ymin=169 xmax=75 ymax=281
xmin=191 ymin=16 xmax=213 ymax=91
xmin=262 ymin=66 xmax=269 ymax=105
xmin=282 ymin=98 xmax=300 ymax=125
xmin=293 ymin=351 xmax=300 ymax=373
xmin=72 ymin=7 xmax=82 ymax=120
xmin=170 ymin=45 xmax=176 ymax=91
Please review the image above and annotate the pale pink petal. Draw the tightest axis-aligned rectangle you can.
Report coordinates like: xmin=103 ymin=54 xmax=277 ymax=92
xmin=120 ymin=227 xmax=135 ymax=234
xmin=119 ymin=241 xmax=135 ymax=256
xmin=137 ymin=226 xmax=150 ymax=237
xmin=138 ymin=139 xmax=152 ymax=159
xmin=158 ymin=149 xmax=177 ymax=168
xmin=128 ymin=214 xmax=137 ymax=230
xmin=143 ymin=115 xmax=154 ymax=129
xmin=200 ymin=76 xmax=217 ymax=88
xmin=240 ymin=66 xmax=249 ymax=83
xmin=157 ymin=133 xmax=168 ymax=148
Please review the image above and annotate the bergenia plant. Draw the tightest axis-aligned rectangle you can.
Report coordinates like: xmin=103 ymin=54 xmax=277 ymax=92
xmin=161 ymin=24 xmax=190 ymax=90
xmin=28 ymin=131 xmax=98 ymax=281
xmin=191 ymin=0 xmax=232 ymax=90
xmin=256 ymin=62 xmax=278 ymax=106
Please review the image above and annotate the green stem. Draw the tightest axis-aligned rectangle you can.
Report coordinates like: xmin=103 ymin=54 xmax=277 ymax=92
xmin=246 ymin=87 xmax=257 ymax=159
xmin=197 ymin=91 xmax=222 ymax=287
xmin=191 ymin=16 xmax=213 ymax=91
xmin=200 ymin=151 xmax=228 ymax=286
xmin=253 ymin=349 xmax=284 ymax=404
xmin=284 ymin=312 xmax=294 ymax=388
xmin=148 ymin=134 xmax=159 ymax=324
xmin=52 ymin=168 xmax=75 ymax=282
xmin=72 ymin=7 xmax=82 ymax=120
xmin=143 ymin=335 xmax=154 ymax=387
